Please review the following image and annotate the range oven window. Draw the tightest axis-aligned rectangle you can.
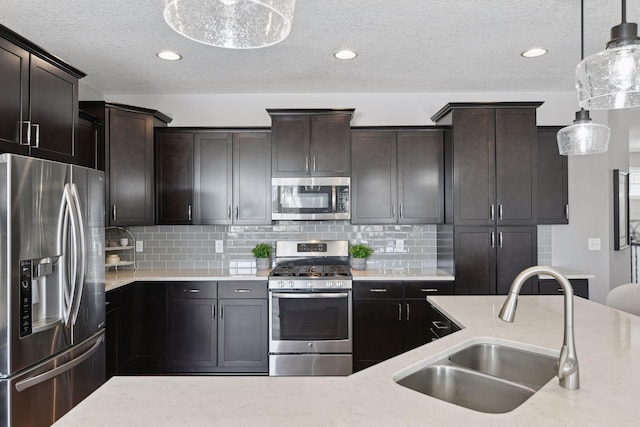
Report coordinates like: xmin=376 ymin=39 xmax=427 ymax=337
xmin=271 ymin=293 xmax=349 ymax=341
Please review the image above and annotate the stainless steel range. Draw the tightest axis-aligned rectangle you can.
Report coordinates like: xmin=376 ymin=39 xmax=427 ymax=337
xmin=268 ymin=240 xmax=352 ymax=376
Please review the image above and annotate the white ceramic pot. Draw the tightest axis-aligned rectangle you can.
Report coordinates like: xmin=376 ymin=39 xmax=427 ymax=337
xmin=256 ymin=257 xmax=271 ymax=271
xmin=351 ymin=257 xmax=367 ymax=270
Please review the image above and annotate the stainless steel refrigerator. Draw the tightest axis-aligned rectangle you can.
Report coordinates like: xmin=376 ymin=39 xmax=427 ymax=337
xmin=0 ymin=154 xmax=105 ymax=426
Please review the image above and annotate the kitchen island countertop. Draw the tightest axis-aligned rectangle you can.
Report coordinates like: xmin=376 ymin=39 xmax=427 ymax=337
xmin=55 ymin=295 xmax=639 ymax=426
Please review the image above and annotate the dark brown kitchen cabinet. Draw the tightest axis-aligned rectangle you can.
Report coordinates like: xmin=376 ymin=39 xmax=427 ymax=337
xmin=268 ymin=109 xmax=354 ymax=177
xmin=351 ymin=128 xmax=444 ymax=224
xmin=538 ymin=278 xmax=589 ymax=299
xmin=105 ymin=288 xmax=122 ymax=380
xmin=0 ymin=25 xmax=85 ymax=163
xmin=353 ymin=281 xmax=454 ymax=372
xmin=154 ymin=129 xmax=271 ymax=225
xmin=453 ymin=226 xmax=537 ymax=295
xmin=155 ymin=132 xmax=194 ymax=224
xmin=120 ymin=282 xmax=166 ymax=374
xmin=537 ymin=126 xmax=569 ymax=224
xmin=76 ymin=111 xmax=103 ymax=170
xmin=217 ymin=281 xmax=268 ymax=371
xmin=80 ymin=102 xmax=171 ymax=226
xmin=165 ymin=282 xmax=218 ymax=372
xmin=432 ymin=103 xmax=541 ymax=226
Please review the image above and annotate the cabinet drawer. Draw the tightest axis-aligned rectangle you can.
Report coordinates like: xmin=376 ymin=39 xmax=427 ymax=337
xmin=403 ymin=281 xmax=454 ymax=298
xmin=539 ymin=279 xmax=589 ymax=299
xmin=167 ymin=282 xmax=217 ymax=299
xmin=354 ymin=281 xmax=403 ymax=299
xmin=218 ymin=281 xmax=267 ymax=299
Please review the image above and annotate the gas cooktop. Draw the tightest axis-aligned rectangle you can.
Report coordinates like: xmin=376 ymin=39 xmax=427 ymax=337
xmin=270 ymin=264 xmax=351 ymax=278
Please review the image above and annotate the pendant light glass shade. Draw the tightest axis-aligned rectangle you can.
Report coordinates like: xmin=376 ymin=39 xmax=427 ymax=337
xmin=576 ymin=43 xmax=640 ymax=109
xmin=557 ymin=110 xmax=610 ymax=155
xmin=163 ymin=0 xmax=296 ymax=49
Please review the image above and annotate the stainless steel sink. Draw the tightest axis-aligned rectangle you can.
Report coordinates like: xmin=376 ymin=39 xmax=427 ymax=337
xmin=394 ymin=341 xmax=558 ymax=413
xmin=395 ymin=365 xmax=536 ymax=414
xmin=448 ymin=343 xmax=557 ymax=390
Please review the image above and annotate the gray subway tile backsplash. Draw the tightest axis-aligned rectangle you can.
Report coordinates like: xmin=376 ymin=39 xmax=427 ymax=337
xmin=111 ymin=222 xmax=553 ymax=272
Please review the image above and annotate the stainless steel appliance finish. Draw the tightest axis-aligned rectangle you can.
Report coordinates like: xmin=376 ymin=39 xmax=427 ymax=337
xmin=268 ymin=240 xmax=352 ymax=376
xmin=0 ymin=154 xmax=105 ymax=426
xmin=271 ymin=177 xmax=350 ymax=220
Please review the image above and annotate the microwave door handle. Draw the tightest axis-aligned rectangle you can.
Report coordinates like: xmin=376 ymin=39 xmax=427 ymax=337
xmin=332 ymin=186 xmax=337 ymax=212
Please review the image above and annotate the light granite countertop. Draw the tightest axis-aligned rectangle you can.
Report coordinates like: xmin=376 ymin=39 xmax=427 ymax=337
xmin=105 ymin=268 xmax=456 ymax=292
xmin=55 ymin=295 xmax=638 ymax=426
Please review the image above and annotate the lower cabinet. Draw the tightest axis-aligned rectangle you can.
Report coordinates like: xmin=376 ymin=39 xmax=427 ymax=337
xmin=353 ymin=280 xmax=454 ymax=372
xmin=107 ymin=281 xmax=268 ymax=376
xmin=538 ymin=278 xmax=589 ymax=299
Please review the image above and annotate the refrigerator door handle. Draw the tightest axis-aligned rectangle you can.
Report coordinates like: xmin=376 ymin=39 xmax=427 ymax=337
xmin=58 ymin=184 xmax=76 ymax=326
xmin=69 ymin=183 xmax=87 ymax=326
xmin=14 ymin=334 xmax=104 ymax=392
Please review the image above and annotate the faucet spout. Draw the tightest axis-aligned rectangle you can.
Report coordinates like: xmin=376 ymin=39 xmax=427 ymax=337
xmin=498 ymin=266 xmax=580 ymax=390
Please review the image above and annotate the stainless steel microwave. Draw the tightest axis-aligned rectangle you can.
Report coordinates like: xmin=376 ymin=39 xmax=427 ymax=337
xmin=271 ymin=177 xmax=350 ymax=220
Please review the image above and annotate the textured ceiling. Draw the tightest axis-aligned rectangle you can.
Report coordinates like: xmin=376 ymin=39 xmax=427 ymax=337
xmin=0 ymin=0 xmax=638 ymax=96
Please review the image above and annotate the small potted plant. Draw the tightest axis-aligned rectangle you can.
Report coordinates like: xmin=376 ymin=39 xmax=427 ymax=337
xmin=252 ymin=242 xmax=272 ymax=271
xmin=349 ymin=242 xmax=373 ymax=270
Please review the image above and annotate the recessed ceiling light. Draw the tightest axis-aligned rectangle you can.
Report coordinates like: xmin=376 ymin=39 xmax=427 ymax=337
xmin=334 ymin=49 xmax=357 ymax=60
xmin=521 ymin=48 xmax=548 ymax=58
xmin=157 ymin=51 xmax=182 ymax=61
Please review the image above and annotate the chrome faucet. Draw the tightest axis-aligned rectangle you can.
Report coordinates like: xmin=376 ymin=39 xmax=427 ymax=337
xmin=498 ymin=266 xmax=580 ymax=390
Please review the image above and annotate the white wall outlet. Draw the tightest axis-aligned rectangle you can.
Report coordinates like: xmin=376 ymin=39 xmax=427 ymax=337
xmin=135 ymin=240 xmax=144 ymax=252
xmin=395 ymin=239 xmax=404 ymax=252
xmin=215 ymin=240 xmax=224 ymax=253
xmin=587 ymin=238 xmax=601 ymax=251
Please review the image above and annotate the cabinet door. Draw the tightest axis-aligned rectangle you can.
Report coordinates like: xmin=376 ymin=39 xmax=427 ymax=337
xmin=218 ymin=299 xmax=268 ymax=370
xmin=195 ymin=132 xmax=233 ymax=224
xmin=76 ymin=116 xmax=100 ymax=169
xmin=233 ymin=132 xmax=272 ymax=225
xmin=353 ymin=298 xmax=404 ymax=372
xmin=29 ymin=56 xmax=78 ymax=164
xmin=454 ymin=226 xmax=496 ymax=294
xmin=453 ymin=109 xmax=496 ymax=225
xmin=351 ymin=130 xmax=397 ymax=224
xmin=495 ymin=109 xmax=537 ymax=225
xmin=166 ymin=298 xmax=217 ymax=371
xmin=271 ymin=115 xmax=310 ymax=176
xmin=496 ymin=226 xmax=537 ymax=295
xmin=310 ymin=114 xmax=351 ymax=176
xmin=105 ymin=289 xmax=121 ymax=379
xmin=108 ymin=109 xmax=154 ymax=226
xmin=397 ymin=130 xmax=444 ymax=224
xmin=537 ymin=127 xmax=569 ymax=224
xmin=0 ymin=37 xmax=29 ymax=154
xmin=403 ymin=299 xmax=433 ymax=351
xmin=156 ymin=132 xmax=194 ymax=224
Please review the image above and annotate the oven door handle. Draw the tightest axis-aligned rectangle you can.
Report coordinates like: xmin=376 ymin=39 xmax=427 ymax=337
xmin=270 ymin=292 xmax=349 ymax=299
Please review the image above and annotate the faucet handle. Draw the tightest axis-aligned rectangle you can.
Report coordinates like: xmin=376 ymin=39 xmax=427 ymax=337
xmin=557 ymin=344 xmax=579 ymax=379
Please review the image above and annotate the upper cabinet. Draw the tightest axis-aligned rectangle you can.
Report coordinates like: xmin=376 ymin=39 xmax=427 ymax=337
xmin=268 ymin=109 xmax=354 ymax=177
xmin=155 ymin=129 xmax=271 ymax=226
xmin=432 ymin=103 xmax=542 ymax=226
xmin=351 ymin=128 xmax=444 ymax=224
xmin=0 ymin=24 xmax=85 ymax=164
xmin=537 ymin=126 xmax=569 ymax=224
xmin=80 ymin=102 xmax=172 ymax=226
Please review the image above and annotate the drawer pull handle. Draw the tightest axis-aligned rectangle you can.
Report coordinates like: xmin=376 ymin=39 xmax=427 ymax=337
xmin=429 ymin=328 xmax=441 ymax=339
xmin=234 ymin=289 xmax=251 ymax=293
xmin=185 ymin=289 xmax=200 ymax=293
xmin=370 ymin=288 xmax=387 ymax=293
xmin=420 ymin=288 xmax=438 ymax=292
xmin=432 ymin=320 xmax=448 ymax=330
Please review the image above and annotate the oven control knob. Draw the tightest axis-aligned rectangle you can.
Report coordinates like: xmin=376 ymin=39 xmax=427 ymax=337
xmin=335 ymin=281 xmax=342 ymax=288
xmin=287 ymin=281 xmax=295 ymax=288
xmin=307 ymin=281 xmax=313 ymax=288
xmin=278 ymin=281 xmax=285 ymax=288
xmin=326 ymin=281 xmax=332 ymax=288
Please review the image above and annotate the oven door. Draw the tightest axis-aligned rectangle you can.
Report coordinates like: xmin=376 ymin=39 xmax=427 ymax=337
xmin=269 ymin=289 xmax=352 ymax=354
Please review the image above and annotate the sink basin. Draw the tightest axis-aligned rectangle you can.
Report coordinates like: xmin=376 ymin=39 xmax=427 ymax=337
xmin=448 ymin=343 xmax=557 ymax=390
xmin=394 ymin=340 xmax=558 ymax=413
xmin=395 ymin=365 xmax=536 ymax=414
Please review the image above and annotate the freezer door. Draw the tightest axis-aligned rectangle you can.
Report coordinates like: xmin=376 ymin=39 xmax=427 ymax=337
xmin=0 ymin=331 xmax=105 ymax=427
xmin=0 ymin=155 xmax=72 ymax=375
xmin=70 ymin=165 xmax=105 ymax=343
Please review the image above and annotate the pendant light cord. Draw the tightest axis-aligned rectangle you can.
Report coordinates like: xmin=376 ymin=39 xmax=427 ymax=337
xmin=622 ymin=0 xmax=627 ymax=23
xmin=580 ymin=0 xmax=586 ymax=114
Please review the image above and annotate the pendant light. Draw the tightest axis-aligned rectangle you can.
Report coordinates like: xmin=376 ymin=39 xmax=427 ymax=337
xmin=576 ymin=0 xmax=640 ymax=109
xmin=163 ymin=0 xmax=296 ymax=49
xmin=557 ymin=0 xmax=611 ymax=155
